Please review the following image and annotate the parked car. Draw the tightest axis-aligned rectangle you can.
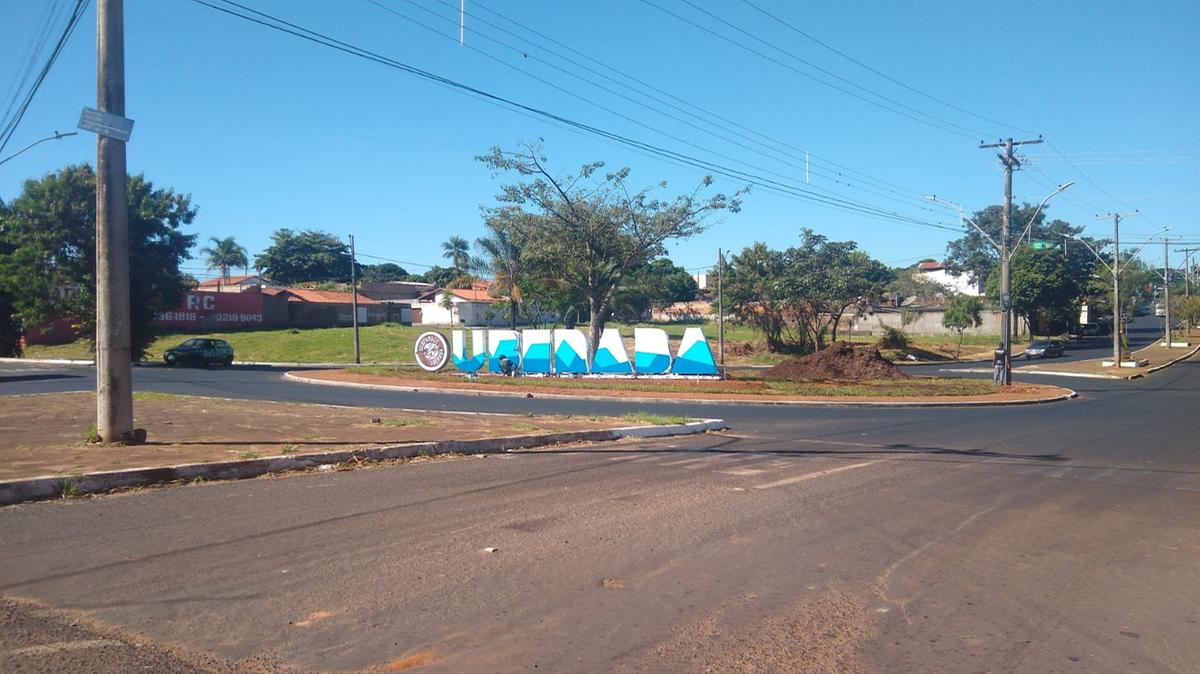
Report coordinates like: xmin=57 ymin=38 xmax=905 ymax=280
xmin=163 ymin=338 xmax=235 ymax=366
xmin=1025 ymin=339 xmax=1065 ymax=359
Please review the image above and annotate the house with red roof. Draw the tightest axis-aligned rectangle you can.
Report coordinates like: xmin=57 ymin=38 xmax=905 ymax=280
xmin=413 ymin=286 xmax=506 ymax=326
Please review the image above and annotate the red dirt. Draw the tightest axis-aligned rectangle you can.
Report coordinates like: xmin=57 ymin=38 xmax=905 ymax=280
xmin=762 ymin=342 xmax=909 ymax=382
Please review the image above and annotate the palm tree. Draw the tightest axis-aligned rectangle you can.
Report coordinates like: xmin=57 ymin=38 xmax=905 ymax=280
xmin=200 ymin=236 xmax=249 ymax=285
xmin=441 ymin=235 xmax=471 ymax=275
xmin=475 ymin=223 xmax=523 ymax=328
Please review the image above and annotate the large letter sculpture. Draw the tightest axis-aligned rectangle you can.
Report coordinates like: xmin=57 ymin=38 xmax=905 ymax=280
xmin=520 ymin=329 xmax=553 ymax=374
xmin=592 ymin=328 xmax=633 ymax=374
xmin=552 ymin=329 xmax=589 ymax=374
xmin=487 ymin=329 xmax=522 ymax=374
xmin=452 ymin=329 xmax=487 ymax=373
xmin=671 ymin=327 xmax=718 ymax=375
xmin=633 ymin=328 xmax=672 ymax=374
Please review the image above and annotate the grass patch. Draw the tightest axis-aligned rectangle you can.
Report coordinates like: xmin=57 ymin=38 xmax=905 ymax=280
xmin=77 ymin=424 xmax=100 ymax=446
xmin=623 ymin=412 xmax=689 ymax=425
xmin=279 ymin=444 xmax=296 ymax=454
xmin=385 ymin=417 xmax=432 ymax=428
xmin=60 ymin=474 xmax=83 ymax=498
xmin=133 ymin=391 xmax=183 ymax=401
xmin=510 ymin=422 xmax=544 ymax=432
xmin=235 ymin=451 xmax=260 ymax=460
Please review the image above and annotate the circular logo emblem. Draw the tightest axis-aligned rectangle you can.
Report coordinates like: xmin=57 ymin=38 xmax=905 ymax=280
xmin=413 ymin=331 xmax=450 ymax=372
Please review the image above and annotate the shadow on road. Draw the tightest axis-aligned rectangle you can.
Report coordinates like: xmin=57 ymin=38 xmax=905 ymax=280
xmin=0 ymin=373 xmax=83 ymax=384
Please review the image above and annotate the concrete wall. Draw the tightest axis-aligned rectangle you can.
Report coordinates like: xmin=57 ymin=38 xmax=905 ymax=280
xmin=286 ymin=302 xmax=388 ymax=328
xmin=844 ymin=309 xmax=1011 ymax=337
xmin=415 ymin=297 xmax=508 ymax=327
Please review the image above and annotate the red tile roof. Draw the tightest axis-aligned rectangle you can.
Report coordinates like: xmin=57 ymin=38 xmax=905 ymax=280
xmin=281 ymin=288 xmax=380 ymax=305
xmin=197 ymin=274 xmax=258 ymax=287
xmin=916 ymin=261 xmax=944 ymax=271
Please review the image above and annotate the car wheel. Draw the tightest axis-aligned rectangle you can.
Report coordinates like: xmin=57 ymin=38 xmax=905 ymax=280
xmin=164 ymin=353 xmax=176 ymax=366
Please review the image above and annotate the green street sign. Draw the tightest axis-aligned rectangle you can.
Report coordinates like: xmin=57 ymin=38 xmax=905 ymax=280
xmin=1030 ymin=240 xmax=1056 ymax=251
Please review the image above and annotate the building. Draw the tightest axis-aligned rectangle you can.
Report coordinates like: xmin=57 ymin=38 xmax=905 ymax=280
xmin=359 ymin=281 xmax=435 ymax=302
xmin=915 ymin=261 xmax=982 ymax=296
xmin=413 ymin=287 xmax=507 ymax=326
xmin=195 ymin=274 xmax=273 ymax=293
xmin=267 ymin=288 xmax=388 ymax=327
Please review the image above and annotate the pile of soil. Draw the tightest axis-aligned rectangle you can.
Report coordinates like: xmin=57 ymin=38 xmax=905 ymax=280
xmin=762 ymin=341 xmax=909 ymax=382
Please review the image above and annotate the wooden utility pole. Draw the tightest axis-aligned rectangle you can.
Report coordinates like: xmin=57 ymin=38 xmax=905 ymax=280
xmin=350 ymin=234 xmax=361 ymax=364
xmin=1163 ymin=239 xmax=1171 ymax=349
xmin=979 ymin=136 xmax=1042 ymax=385
xmin=95 ymin=0 xmax=133 ymax=442
xmin=1097 ymin=212 xmax=1138 ymax=365
xmin=1176 ymin=247 xmax=1197 ymax=298
xmin=717 ymin=249 xmax=725 ymax=371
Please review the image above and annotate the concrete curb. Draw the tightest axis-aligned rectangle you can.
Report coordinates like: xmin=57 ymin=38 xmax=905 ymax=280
xmin=1009 ymin=341 xmax=1200 ymax=380
xmin=0 ymin=357 xmax=94 ymax=365
xmin=1145 ymin=342 xmax=1200 ymax=374
xmin=0 ymin=357 xmax=347 ymax=368
xmin=0 ymin=418 xmax=726 ymax=507
xmin=282 ymin=371 xmax=1077 ymax=409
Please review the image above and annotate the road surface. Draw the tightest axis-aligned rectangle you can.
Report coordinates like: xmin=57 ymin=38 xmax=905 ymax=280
xmin=0 ymin=350 xmax=1197 ymax=671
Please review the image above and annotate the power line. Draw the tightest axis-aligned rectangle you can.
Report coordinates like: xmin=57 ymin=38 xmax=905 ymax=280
xmin=735 ymin=0 xmax=1038 ymax=137
xmin=185 ymin=0 xmax=964 ymax=235
xmin=638 ymin=0 xmax=992 ymax=140
xmin=0 ymin=0 xmax=89 ymax=156
xmin=370 ymin=0 xmax=949 ymax=219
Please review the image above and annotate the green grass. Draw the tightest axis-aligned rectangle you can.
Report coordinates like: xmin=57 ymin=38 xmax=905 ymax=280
xmin=349 ymin=366 xmax=997 ymax=398
xmin=133 ymin=391 xmax=183 ymax=401
xmin=384 ymin=417 xmax=432 ymax=428
xmin=623 ymin=412 xmax=689 ymax=425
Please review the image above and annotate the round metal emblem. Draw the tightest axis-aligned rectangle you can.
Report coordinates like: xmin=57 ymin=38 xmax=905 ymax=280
xmin=413 ymin=331 xmax=450 ymax=371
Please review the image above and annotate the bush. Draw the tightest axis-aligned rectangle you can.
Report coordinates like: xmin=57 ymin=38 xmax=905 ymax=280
xmin=878 ymin=326 xmax=909 ymax=350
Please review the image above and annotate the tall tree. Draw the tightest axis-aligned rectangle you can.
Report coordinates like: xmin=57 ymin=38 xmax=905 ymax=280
xmin=474 ymin=220 xmax=525 ymax=328
xmin=945 ymin=204 xmax=1082 ymax=286
xmin=478 ymin=142 xmax=741 ymax=360
xmin=725 ymin=243 xmax=797 ymax=352
xmin=441 ymin=235 xmax=471 ymax=274
xmin=361 ymin=262 xmax=408 ymax=282
xmin=0 ymin=164 xmax=196 ymax=359
xmin=0 ymin=198 xmax=21 ymax=356
xmin=254 ymin=229 xmax=354 ymax=285
xmin=986 ymin=246 xmax=1093 ymax=335
xmin=199 ymin=235 xmax=248 ymax=283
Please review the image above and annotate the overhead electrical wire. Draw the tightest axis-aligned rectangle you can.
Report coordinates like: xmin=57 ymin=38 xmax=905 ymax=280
xmin=370 ymin=0 xmax=949 ymax=219
xmin=0 ymin=0 xmax=90 ymax=156
xmin=637 ymin=0 xmax=993 ymax=140
xmin=185 ymin=0 xmax=964 ymax=235
xmin=734 ymin=0 xmax=1038 ymax=136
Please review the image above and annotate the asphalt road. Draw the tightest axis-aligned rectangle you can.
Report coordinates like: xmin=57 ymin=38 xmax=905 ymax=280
xmin=1 ymin=349 xmax=1198 ymax=671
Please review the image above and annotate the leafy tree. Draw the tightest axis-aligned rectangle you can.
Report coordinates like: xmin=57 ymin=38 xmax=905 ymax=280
xmin=420 ymin=265 xmax=459 ymax=288
xmin=361 ymin=262 xmax=408 ymax=282
xmin=478 ymin=142 xmax=741 ymax=360
xmin=945 ymin=204 xmax=1082 ymax=286
xmin=199 ymin=235 xmax=248 ymax=283
xmin=986 ymin=246 xmax=1092 ymax=335
xmin=254 ymin=229 xmax=354 ymax=285
xmin=942 ymin=295 xmax=984 ymax=359
xmin=0 ymin=164 xmax=196 ymax=359
xmin=887 ymin=265 xmax=951 ymax=301
xmin=441 ymin=235 xmax=471 ymax=274
xmin=474 ymin=220 xmax=525 ymax=328
xmin=780 ymin=229 xmax=893 ymax=347
xmin=0 ymin=199 xmax=21 ymax=356
xmin=725 ymin=243 xmax=797 ymax=352
xmin=611 ymin=258 xmax=699 ymax=322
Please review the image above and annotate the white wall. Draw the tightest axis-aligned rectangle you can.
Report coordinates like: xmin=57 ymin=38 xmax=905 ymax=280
xmin=416 ymin=294 xmax=507 ymax=326
xmin=919 ymin=269 xmax=981 ymax=296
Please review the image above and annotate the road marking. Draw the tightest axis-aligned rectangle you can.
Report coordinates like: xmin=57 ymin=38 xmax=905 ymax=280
xmin=719 ymin=468 xmax=767 ymax=476
xmin=752 ymin=460 xmax=880 ymax=489
xmin=8 ymin=640 xmax=125 ymax=656
xmin=660 ymin=456 xmax=718 ymax=466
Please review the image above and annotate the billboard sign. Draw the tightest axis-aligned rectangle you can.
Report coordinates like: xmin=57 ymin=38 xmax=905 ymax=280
xmin=415 ymin=327 xmax=719 ymax=376
xmin=151 ymin=291 xmax=266 ymax=328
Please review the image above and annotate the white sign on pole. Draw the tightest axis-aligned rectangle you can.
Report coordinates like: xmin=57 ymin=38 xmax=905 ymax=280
xmin=78 ymin=107 xmax=134 ymax=142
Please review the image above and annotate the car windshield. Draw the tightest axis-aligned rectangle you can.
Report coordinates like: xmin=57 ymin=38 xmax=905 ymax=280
xmin=180 ymin=339 xmax=205 ymax=347
xmin=1031 ymin=340 xmax=1050 ymax=348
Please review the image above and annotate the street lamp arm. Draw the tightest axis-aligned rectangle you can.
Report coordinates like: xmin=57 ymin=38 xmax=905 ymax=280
xmin=1064 ymin=235 xmax=1112 ymax=273
xmin=0 ymin=131 xmax=78 ymax=166
xmin=1119 ymin=228 xmax=1171 ymax=275
xmin=1017 ymin=182 xmax=1074 ymax=247
xmin=926 ymin=195 xmax=1002 ymax=253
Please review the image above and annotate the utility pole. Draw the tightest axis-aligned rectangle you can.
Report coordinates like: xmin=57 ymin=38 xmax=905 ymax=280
xmin=1176 ymin=247 xmax=1197 ymax=298
xmin=716 ymin=249 xmax=725 ymax=373
xmin=980 ymin=136 xmax=1042 ymax=385
xmin=349 ymin=234 xmax=361 ymax=364
xmin=1097 ymin=211 xmax=1138 ymax=365
xmin=95 ymin=0 xmax=133 ymax=443
xmin=1163 ymin=239 xmax=1171 ymax=349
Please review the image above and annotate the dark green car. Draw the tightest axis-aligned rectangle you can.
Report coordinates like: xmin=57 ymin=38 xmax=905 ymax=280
xmin=163 ymin=338 xmax=235 ymax=366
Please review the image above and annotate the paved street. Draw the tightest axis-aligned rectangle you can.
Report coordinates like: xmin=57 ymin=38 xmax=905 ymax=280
xmin=1 ymin=355 xmax=1198 ymax=671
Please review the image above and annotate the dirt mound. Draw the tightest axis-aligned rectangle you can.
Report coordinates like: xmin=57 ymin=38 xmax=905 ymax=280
xmin=762 ymin=342 xmax=909 ymax=382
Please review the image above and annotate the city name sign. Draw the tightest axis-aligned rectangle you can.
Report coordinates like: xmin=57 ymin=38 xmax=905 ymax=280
xmin=413 ymin=327 xmax=718 ymax=376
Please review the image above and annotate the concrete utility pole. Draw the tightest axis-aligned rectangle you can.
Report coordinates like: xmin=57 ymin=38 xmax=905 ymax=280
xmin=95 ymin=0 xmax=133 ymax=443
xmin=1176 ymin=247 xmax=1197 ymax=298
xmin=349 ymin=234 xmax=361 ymax=365
xmin=1097 ymin=211 xmax=1138 ymax=365
xmin=1163 ymin=239 xmax=1171 ymax=349
xmin=717 ymin=248 xmax=725 ymax=371
xmin=979 ymin=136 xmax=1042 ymax=385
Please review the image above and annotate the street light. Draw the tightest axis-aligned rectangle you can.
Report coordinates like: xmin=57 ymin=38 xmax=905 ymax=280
xmin=928 ymin=182 xmax=1074 ymax=385
xmin=0 ymin=131 xmax=78 ymax=166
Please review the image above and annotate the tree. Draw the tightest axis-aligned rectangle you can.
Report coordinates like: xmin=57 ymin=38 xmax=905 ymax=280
xmin=441 ymin=235 xmax=471 ymax=275
xmin=199 ymin=236 xmax=248 ymax=284
xmin=478 ymin=142 xmax=741 ymax=360
xmin=986 ymin=246 xmax=1092 ymax=336
xmin=474 ymin=220 xmax=525 ymax=328
xmin=611 ymin=258 xmax=699 ymax=322
xmin=725 ymin=243 xmax=797 ymax=352
xmin=887 ymin=265 xmax=951 ymax=301
xmin=254 ymin=229 xmax=354 ymax=285
xmin=420 ymin=265 xmax=459 ymax=288
xmin=942 ymin=295 xmax=984 ymax=359
xmin=0 ymin=164 xmax=196 ymax=359
xmin=361 ymin=262 xmax=408 ymax=282
xmin=945 ymin=204 xmax=1082 ymax=286
xmin=780 ymin=229 xmax=893 ymax=347
xmin=0 ymin=199 xmax=21 ymax=356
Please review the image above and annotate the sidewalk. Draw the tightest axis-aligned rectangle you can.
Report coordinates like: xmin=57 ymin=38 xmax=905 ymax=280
xmin=1020 ymin=327 xmax=1199 ymax=379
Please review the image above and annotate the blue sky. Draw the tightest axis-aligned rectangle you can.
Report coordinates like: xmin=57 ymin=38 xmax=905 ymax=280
xmin=2 ymin=0 xmax=1198 ymax=281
